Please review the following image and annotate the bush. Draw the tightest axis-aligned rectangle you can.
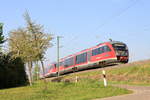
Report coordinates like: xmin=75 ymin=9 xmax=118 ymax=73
xmin=0 ymin=53 xmax=28 ymax=89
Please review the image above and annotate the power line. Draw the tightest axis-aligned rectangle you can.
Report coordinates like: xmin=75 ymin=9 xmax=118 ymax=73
xmin=91 ymin=0 xmax=140 ymax=36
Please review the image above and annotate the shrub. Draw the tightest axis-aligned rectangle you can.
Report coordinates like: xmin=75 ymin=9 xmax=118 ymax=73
xmin=0 ymin=53 xmax=28 ymax=89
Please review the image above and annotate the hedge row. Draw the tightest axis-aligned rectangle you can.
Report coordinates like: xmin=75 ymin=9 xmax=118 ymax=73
xmin=0 ymin=53 xmax=28 ymax=89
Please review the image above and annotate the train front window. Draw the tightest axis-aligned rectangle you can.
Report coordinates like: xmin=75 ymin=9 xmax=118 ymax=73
xmin=112 ymin=44 xmax=127 ymax=51
xmin=112 ymin=43 xmax=128 ymax=56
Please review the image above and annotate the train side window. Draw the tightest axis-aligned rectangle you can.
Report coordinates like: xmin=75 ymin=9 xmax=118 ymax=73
xmin=59 ymin=61 xmax=64 ymax=66
xmin=76 ymin=52 xmax=87 ymax=64
xmin=92 ymin=48 xmax=98 ymax=56
xmin=103 ymin=46 xmax=111 ymax=52
xmin=64 ymin=57 xmax=74 ymax=67
xmin=92 ymin=48 xmax=101 ymax=56
xmin=92 ymin=45 xmax=111 ymax=56
xmin=98 ymin=47 xmax=104 ymax=54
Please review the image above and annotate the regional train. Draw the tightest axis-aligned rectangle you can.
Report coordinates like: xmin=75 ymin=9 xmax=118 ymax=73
xmin=44 ymin=40 xmax=129 ymax=77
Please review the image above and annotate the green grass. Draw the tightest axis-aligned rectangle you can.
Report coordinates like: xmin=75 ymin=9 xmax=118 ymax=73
xmin=1 ymin=60 xmax=149 ymax=100
xmin=106 ymin=61 xmax=150 ymax=85
xmin=64 ymin=60 xmax=150 ymax=86
xmin=108 ymin=81 xmax=150 ymax=86
xmin=0 ymin=79 xmax=131 ymax=100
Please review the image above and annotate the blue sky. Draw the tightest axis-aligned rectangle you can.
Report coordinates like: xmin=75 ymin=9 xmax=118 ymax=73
xmin=0 ymin=0 xmax=150 ymax=65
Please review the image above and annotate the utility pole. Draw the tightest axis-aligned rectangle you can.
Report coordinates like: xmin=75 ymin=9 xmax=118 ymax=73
xmin=57 ymin=36 xmax=62 ymax=77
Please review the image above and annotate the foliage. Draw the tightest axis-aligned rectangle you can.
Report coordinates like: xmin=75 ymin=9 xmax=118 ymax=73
xmin=0 ymin=53 xmax=28 ymax=89
xmin=23 ymin=11 xmax=53 ymax=61
xmin=8 ymin=12 xmax=53 ymax=85
xmin=9 ymin=28 xmax=29 ymax=60
xmin=0 ymin=80 xmax=131 ymax=100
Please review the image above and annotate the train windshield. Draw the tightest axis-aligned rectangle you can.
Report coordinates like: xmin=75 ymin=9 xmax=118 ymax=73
xmin=112 ymin=44 xmax=127 ymax=51
xmin=112 ymin=43 xmax=128 ymax=56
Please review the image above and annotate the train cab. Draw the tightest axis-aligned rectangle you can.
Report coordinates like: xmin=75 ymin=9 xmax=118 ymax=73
xmin=111 ymin=41 xmax=129 ymax=63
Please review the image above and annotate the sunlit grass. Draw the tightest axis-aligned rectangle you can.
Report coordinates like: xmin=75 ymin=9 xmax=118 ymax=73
xmin=1 ymin=61 xmax=149 ymax=100
xmin=64 ymin=60 xmax=150 ymax=86
xmin=0 ymin=79 xmax=131 ymax=100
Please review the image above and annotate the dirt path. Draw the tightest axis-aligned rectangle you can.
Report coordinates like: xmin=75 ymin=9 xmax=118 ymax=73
xmin=94 ymin=85 xmax=150 ymax=100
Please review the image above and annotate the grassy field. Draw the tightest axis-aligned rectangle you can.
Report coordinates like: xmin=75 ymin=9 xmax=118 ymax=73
xmin=106 ymin=60 xmax=150 ymax=85
xmin=1 ymin=60 xmax=149 ymax=100
xmin=63 ymin=60 xmax=150 ymax=86
xmin=0 ymin=79 xmax=131 ymax=100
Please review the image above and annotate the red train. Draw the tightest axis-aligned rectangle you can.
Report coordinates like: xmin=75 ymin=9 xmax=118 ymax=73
xmin=44 ymin=41 xmax=129 ymax=77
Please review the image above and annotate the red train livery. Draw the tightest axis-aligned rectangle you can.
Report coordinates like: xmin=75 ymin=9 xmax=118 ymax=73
xmin=44 ymin=41 xmax=129 ymax=77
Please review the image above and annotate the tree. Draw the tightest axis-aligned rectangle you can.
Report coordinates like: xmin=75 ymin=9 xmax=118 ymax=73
xmin=9 ymin=12 xmax=53 ymax=86
xmin=33 ymin=62 xmax=40 ymax=81
xmin=9 ymin=28 xmax=34 ymax=85
xmin=24 ymin=11 xmax=53 ymax=87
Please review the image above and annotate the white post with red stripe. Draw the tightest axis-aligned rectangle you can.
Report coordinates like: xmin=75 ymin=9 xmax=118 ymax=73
xmin=102 ymin=70 xmax=107 ymax=87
